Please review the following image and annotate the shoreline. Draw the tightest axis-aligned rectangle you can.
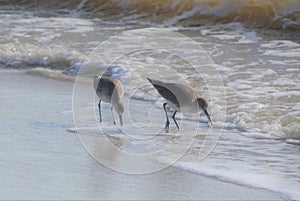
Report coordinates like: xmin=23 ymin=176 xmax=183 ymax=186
xmin=0 ymin=70 xmax=289 ymax=200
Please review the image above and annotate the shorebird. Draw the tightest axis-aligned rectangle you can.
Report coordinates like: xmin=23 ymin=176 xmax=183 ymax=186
xmin=94 ymin=76 xmax=124 ymax=126
xmin=147 ymin=78 xmax=212 ymax=132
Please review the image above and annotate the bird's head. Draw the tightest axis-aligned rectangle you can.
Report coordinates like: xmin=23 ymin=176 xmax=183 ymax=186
xmin=197 ymin=97 xmax=213 ymax=127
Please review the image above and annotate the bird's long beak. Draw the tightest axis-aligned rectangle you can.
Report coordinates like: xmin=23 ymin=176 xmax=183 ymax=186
xmin=119 ymin=114 xmax=123 ymax=126
xmin=203 ymin=108 xmax=213 ymax=127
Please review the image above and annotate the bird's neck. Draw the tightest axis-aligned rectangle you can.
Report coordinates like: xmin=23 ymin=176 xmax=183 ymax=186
xmin=180 ymin=100 xmax=201 ymax=114
xmin=114 ymin=100 xmax=124 ymax=114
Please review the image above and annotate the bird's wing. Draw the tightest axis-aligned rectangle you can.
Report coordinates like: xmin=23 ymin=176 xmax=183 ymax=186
xmin=98 ymin=77 xmax=115 ymax=97
xmin=94 ymin=76 xmax=101 ymax=90
xmin=151 ymin=83 xmax=180 ymax=107
xmin=147 ymin=77 xmax=198 ymax=106
xmin=103 ymin=76 xmax=124 ymax=100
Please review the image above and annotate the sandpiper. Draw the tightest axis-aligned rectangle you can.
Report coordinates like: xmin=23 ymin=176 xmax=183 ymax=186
xmin=94 ymin=76 xmax=124 ymax=126
xmin=147 ymin=78 xmax=212 ymax=132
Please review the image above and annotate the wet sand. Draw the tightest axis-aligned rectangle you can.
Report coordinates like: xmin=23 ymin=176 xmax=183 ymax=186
xmin=0 ymin=70 xmax=287 ymax=200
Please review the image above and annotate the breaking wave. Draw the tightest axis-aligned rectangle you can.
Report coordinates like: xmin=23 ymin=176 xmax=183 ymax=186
xmin=1 ymin=0 xmax=299 ymax=30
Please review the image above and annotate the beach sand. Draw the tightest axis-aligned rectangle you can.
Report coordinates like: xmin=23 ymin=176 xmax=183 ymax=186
xmin=0 ymin=70 xmax=287 ymax=200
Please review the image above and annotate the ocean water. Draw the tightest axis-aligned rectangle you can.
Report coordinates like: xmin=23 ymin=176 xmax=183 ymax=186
xmin=0 ymin=0 xmax=299 ymax=200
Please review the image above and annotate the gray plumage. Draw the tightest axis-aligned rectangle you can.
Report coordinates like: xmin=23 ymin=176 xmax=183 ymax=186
xmin=94 ymin=76 xmax=124 ymax=125
xmin=147 ymin=78 xmax=212 ymax=131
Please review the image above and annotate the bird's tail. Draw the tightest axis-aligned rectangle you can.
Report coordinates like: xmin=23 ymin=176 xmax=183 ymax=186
xmin=147 ymin=77 xmax=165 ymax=86
xmin=93 ymin=75 xmax=101 ymax=90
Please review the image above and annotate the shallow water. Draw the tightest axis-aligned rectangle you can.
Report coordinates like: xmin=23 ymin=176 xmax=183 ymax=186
xmin=0 ymin=71 xmax=288 ymax=200
xmin=0 ymin=1 xmax=299 ymax=200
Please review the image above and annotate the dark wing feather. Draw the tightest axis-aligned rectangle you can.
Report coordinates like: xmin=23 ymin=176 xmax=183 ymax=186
xmin=152 ymin=84 xmax=180 ymax=107
xmin=98 ymin=78 xmax=115 ymax=97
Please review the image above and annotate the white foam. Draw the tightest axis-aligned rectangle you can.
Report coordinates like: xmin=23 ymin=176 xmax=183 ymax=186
xmin=164 ymin=1 xmax=246 ymax=26
xmin=0 ymin=42 xmax=83 ymax=70
xmin=286 ymin=138 xmax=300 ymax=145
xmin=263 ymin=49 xmax=300 ymax=57
xmin=1 ymin=15 xmax=95 ymax=43
xmin=199 ymin=23 xmax=262 ymax=43
xmin=261 ymin=40 xmax=300 ymax=49
xmin=261 ymin=40 xmax=300 ymax=58
xmin=0 ymin=11 xmax=98 ymax=74
xmin=157 ymin=157 xmax=300 ymax=200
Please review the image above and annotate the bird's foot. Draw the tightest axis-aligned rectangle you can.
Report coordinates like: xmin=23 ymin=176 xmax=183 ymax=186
xmin=165 ymin=127 xmax=169 ymax=133
xmin=165 ymin=121 xmax=170 ymax=133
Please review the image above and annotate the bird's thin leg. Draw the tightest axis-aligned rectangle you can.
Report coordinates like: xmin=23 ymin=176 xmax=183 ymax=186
xmin=163 ymin=103 xmax=170 ymax=132
xmin=98 ymin=100 xmax=102 ymax=122
xmin=111 ymin=107 xmax=116 ymax=125
xmin=172 ymin=110 xmax=179 ymax=130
